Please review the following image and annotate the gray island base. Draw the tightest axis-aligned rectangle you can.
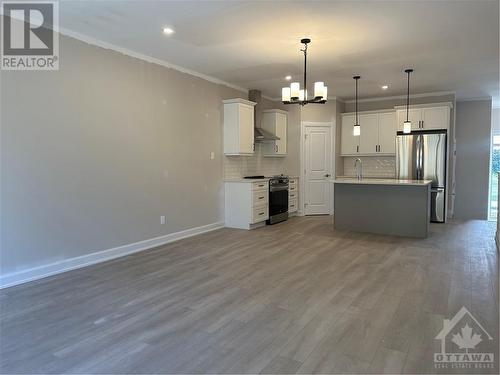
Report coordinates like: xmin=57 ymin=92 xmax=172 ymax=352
xmin=333 ymin=179 xmax=432 ymax=238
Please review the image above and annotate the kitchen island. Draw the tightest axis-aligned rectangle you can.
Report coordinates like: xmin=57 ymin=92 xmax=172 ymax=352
xmin=333 ymin=178 xmax=432 ymax=238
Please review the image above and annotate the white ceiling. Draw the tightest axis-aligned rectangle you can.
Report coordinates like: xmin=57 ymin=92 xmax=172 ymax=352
xmin=59 ymin=0 xmax=499 ymax=104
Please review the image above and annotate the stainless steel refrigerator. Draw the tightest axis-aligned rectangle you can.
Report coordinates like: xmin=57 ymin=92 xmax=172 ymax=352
xmin=396 ymin=130 xmax=447 ymax=223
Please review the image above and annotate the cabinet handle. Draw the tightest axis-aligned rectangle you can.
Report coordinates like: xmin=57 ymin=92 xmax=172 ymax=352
xmin=421 ymin=120 xmax=424 ymax=129
xmin=259 ymin=212 xmax=265 ymax=216
xmin=275 ymin=144 xmax=278 ymax=152
xmin=356 ymin=145 xmax=359 ymax=153
xmin=259 ymin=196 xmax=264 ymax=199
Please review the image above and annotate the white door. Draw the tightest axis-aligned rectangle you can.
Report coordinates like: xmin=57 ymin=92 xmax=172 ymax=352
xmin=397 ymin=108 xmax=422 ymax=132
xmin=378 ymin=112 xmax=397 ymax=154
xmin=341 ymin=115 xmax=359 ymax=155
xmin=422 ymin=106 xmax=449 ymax=130
xmin=359 ymin=113 xmax=379 ymax=154
xmin=275 ymin=113 xmax=287 ymax=155
xmin=304 ymin=126 xmax=332 ymax=215
xmin=239 ymin=105 xmax=254 ymax=154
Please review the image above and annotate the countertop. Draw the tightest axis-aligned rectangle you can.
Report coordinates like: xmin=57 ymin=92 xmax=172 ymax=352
xmin=224 ymin=177 xmax=271 ymax=183
xmin=224 ymin=176 xmax=299 ymax=183
xmin=333 ymin=178 xmax=432 ymax=186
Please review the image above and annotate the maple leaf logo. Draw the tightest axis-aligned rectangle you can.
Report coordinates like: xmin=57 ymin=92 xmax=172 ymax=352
xmin=451 ymin=323 xmax=482 ymax=353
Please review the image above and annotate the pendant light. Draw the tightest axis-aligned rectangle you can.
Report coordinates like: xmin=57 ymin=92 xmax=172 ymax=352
xmin=353 ymin=76 xmax=361 ymax=136
xmin=281 ymin=39 xmax=327 ymax=106
xmin=403 ymin=69 xmax=414 ymax=134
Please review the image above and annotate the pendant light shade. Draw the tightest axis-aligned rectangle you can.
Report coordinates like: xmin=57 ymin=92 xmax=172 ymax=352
xmin=353 ymin=76 xmax=361 ymax=136
xmin=353 ymin=124 xmax=361 ymax=136
xmin=403 ymin=69 xmax=413 ymax=134
xmin=403 ymin=121 xmax=412 ymax=134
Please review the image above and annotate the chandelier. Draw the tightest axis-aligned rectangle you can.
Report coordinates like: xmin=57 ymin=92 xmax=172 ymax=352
xmin=281 ymin=38 xmax=327 ymax=106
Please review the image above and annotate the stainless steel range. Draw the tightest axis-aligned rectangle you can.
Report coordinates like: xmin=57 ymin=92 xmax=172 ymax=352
xmin=267 ymin=175 xmax=289 ymax=225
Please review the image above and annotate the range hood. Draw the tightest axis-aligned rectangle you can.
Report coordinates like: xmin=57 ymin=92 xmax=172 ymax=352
xmin=249 ymin=89 xmax=280 ymax=142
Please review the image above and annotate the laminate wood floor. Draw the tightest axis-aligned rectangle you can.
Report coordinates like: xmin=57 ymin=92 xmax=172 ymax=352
xmin=1 ymin=217 xmax=498 ymax=374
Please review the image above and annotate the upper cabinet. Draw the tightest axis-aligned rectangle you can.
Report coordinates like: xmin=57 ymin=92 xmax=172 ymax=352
xmin=378 ymin=112 xmax=397 ymax=154
xmin=341 ymin=111 xmax=396 ymax=156
xmin=359 ymin=113 xmax=379 ymax=154
xmin=396 ymin=104 xmax=451 ymax=131
xmin=223 ymin=99 xmax=256 ymax=155
xmin=341 ymin=114 xmax=359 ymax=155
xmin=262 ymin=109 xmax=287 ymax=157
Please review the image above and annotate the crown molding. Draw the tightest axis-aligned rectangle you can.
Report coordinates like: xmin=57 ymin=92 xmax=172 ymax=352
xmin=343 ymin=91 xmax=456 ymax=104
xmin=57 ymin=27 xmax=250 ymax=95
xmin=456 ymin=96 xmax=492 ymax=102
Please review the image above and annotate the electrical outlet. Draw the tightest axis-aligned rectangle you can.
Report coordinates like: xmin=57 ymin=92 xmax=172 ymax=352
xmin=160 ymin=216 xmax=166 ymax=225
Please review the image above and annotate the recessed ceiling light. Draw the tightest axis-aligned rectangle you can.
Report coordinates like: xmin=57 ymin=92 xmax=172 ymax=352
xmin=285 ymin=75 xmax=292 ymax=81
xmin=382 ymin=85 xmax=389 ymax=90
xmin=162 ymin=27 xmax=174 ymax=35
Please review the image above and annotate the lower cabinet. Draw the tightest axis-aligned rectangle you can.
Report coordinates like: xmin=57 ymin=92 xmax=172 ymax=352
xmin=288 ymin=178 xmax=299 ymax=214
xmin=225 ymin=180 xmax=269 ymax=229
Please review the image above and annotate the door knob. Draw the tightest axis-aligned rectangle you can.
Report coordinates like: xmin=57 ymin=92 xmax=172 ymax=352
xmin=324 ymin=174 xmax=331 ymax=177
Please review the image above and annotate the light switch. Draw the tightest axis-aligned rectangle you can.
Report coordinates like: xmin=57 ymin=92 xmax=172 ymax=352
xmin=210 ymin=152 xmax=215 ymax=160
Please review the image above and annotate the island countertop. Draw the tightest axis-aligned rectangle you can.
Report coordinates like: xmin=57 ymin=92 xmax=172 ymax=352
xmin=333 ymin=178 xmax=432 ymax=187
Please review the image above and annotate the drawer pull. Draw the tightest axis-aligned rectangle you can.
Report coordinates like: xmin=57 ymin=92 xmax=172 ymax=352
xmin=259 ymin=196 xmax=264 ymax=199
xmin=259 ymin=212 xmax=265 ymax=216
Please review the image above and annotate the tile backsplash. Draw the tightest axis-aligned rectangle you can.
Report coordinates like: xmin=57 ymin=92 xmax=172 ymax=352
xmin=224 ymin=143 xmax=287 ymax=178
xmin=342 ymin=156 xmax=396 ymax=178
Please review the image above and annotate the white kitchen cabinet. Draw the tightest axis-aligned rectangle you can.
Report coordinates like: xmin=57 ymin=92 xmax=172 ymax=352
xmin=341 ymin=114 xmax=360 ymax=155
xmin=262 ymin=109 xmax=287 ymax=157
xmin=378 ymin=112 xmax=397 ymax=154
xmin=359 ymin=113 xmax=379 ymax=154
xmin=396 ymin=104 xmax=450 ymax=131
xmin=422 ymin=106 xmax=450 ymax=130
xmin=225 ymin=180 xmax=269 ymax=229
xmin=223 ymin=99 xmax=256 ymax=155
xmin=341 ymin=111 xmax=396 ymax=156
xmin=397 ymin=108 xmax=422 ymax=132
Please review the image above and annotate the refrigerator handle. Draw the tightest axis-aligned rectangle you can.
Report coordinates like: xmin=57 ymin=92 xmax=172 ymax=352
xmin=415 ymin=135 xmax=421 ymax=180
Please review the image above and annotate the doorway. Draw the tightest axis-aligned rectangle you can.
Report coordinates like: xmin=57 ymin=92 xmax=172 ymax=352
xmin=300 ymin=122 xmax=335 ymax=215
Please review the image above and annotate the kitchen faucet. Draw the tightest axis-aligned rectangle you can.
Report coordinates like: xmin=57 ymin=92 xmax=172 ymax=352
xmin=354 ymin=158 xmax=363 ymax=180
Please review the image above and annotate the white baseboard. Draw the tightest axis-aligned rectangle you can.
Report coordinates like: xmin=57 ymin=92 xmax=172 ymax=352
xmin=0 ymin=221 xmax=224 ymax=289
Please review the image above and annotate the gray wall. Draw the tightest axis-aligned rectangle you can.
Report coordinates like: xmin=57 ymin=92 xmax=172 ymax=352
xmin=0 ymin=34 xmax=249 ymax=274
xmin=454 ymin=100 xmax=492 ymax=220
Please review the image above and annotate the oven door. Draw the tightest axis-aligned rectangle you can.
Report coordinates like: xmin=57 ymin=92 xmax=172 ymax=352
xmin=269 ymin=187 xmax=289 ymax=216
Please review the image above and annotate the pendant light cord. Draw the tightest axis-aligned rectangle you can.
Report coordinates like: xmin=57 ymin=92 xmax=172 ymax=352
xmin=355 ymin=79 xmax=358 ymax=124
xmin=406 ymin=71 xmax=410 ymax=122
xmin=405 ymin=69 xmax=413 ymax=122
xmin=301 ymin=42 xmax=308 ymax=102
xmin=353 ymin=76 xmax=360 ymax=125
